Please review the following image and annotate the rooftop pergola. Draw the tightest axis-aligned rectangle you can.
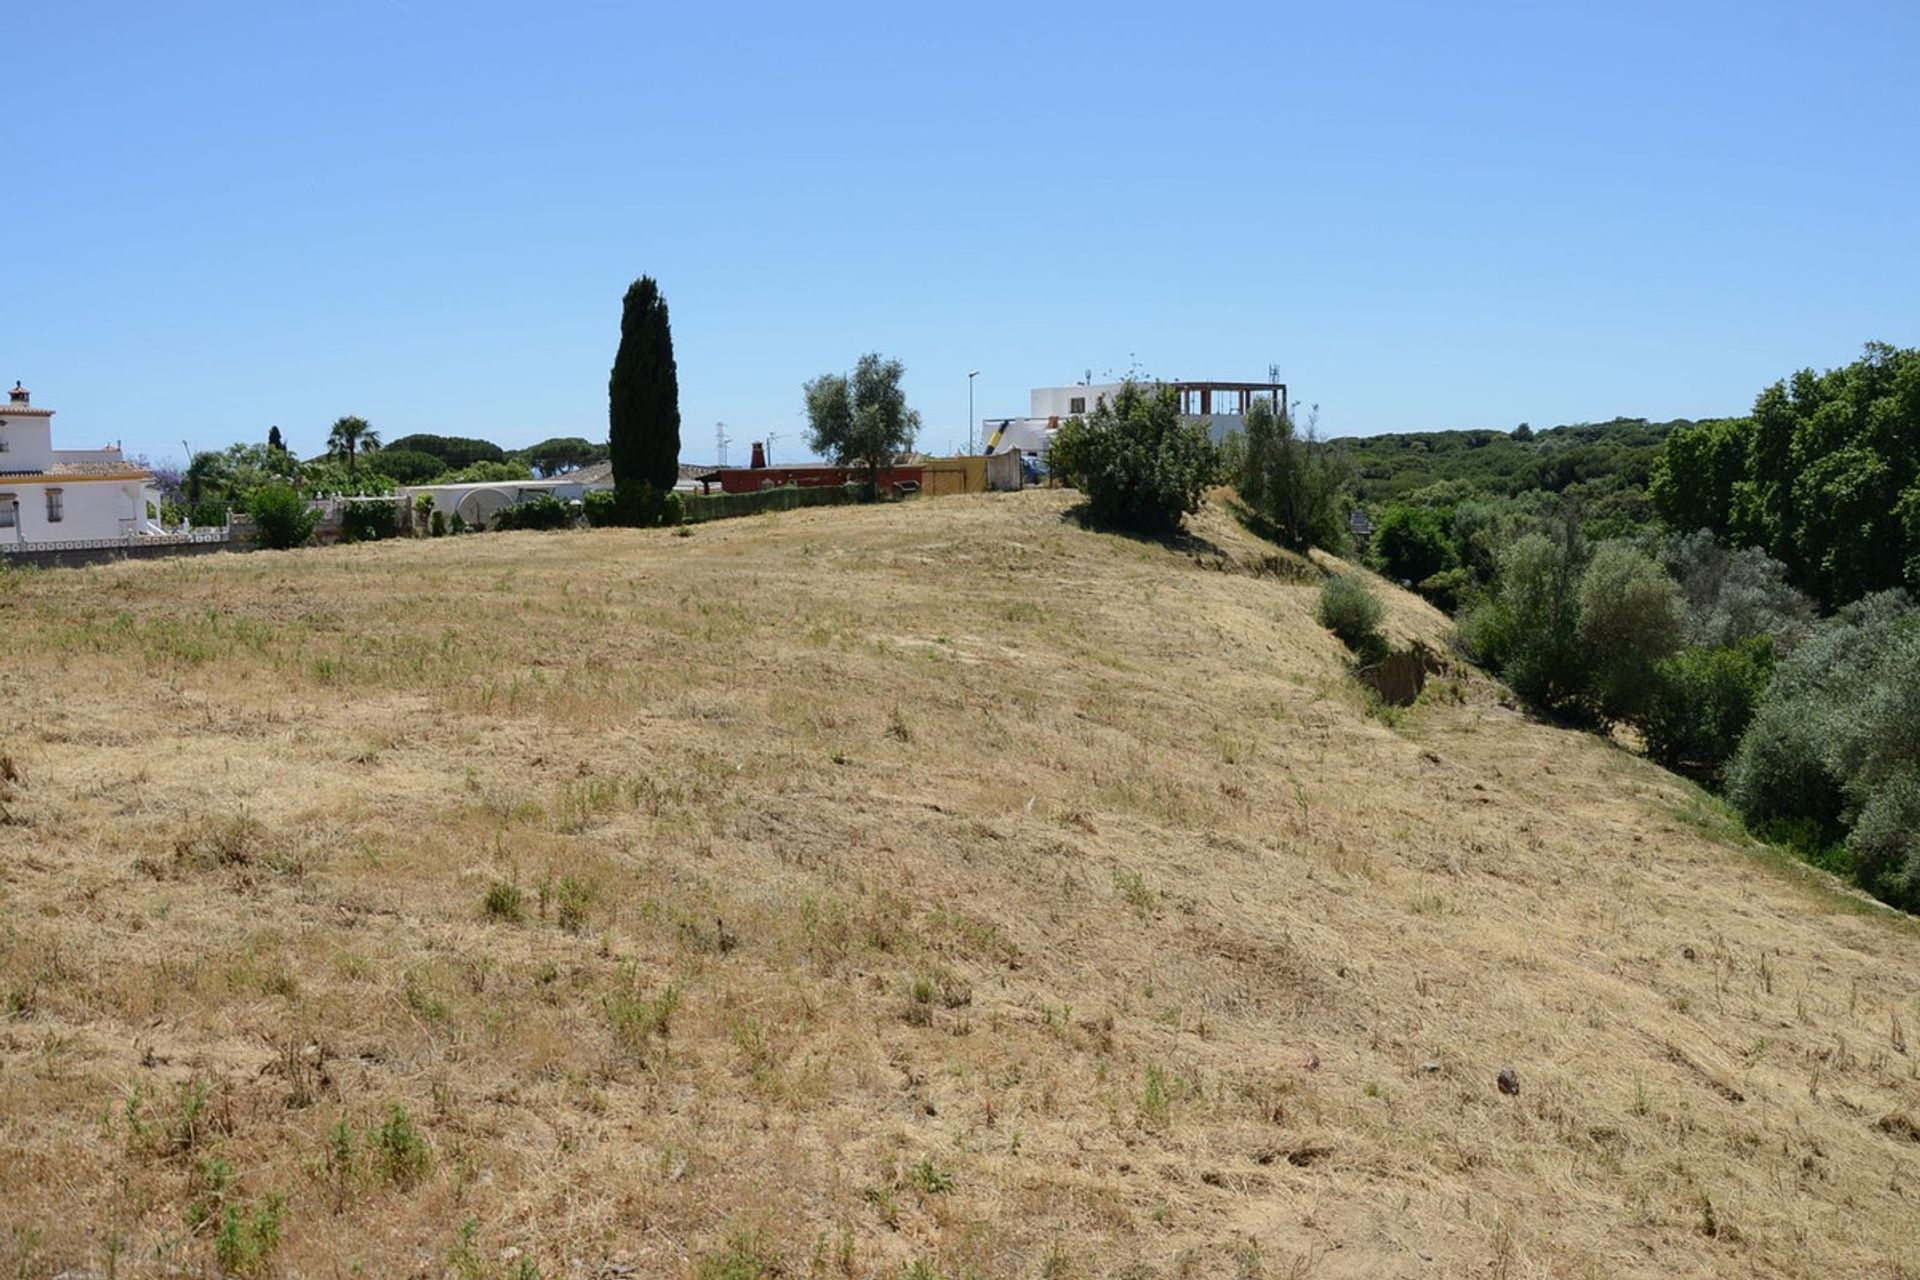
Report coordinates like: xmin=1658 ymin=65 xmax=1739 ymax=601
xmin=1170 ymin=380 xmax=1288 ymax=420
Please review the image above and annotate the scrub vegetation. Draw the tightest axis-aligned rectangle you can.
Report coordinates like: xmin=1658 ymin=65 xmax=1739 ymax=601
xmin=2 ymin=490 xmax=1917 ymax=1277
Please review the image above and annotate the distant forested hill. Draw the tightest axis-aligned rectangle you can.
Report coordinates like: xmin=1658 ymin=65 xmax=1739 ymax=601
xmin=1332 ymin=417 xmax=1687 ymax=506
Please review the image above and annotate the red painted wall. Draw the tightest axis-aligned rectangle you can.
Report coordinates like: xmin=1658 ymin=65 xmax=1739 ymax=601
xmin=709 ymin=465 xmax=923 ymax=494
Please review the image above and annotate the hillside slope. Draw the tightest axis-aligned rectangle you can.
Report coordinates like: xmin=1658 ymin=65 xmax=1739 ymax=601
xmin=2 ymin=491 xmax=1916 ymax=1279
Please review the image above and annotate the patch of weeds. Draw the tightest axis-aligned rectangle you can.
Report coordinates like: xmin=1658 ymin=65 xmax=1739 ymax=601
xmin=693 ymin=1226 xmax=781 ymax=1280
xmin=906 ymin=1155 xmax=954 ymax=1195
xmin=448 ymin=1217 xmax=494 ymax=1280
xmin=372 ymin=1103 xmax=431 ymax=1188
xmin=606 ymin=961 xmax=681 ymax=1058
xmin=403 ymin=975 xmax=450 ymax=1024
xmin=1111 ymin=867 xmax=1158 ymax=913
xmin=182 ymin=1154 xmax=234 ymax=1233
xmin=552 ymin=875 xmax=595 ymax=933
xmin=904 ymin=967 xmax=971 ymax=1026
xmin=212 ymin=1193 xmax=286 ymax=1277
xmin=171 ymin=811 xmax=268 ymax=874
xmin=864 ymin=1183 xmax=902 ymax=1229
xmin=885 ymin=707 xmax=914 ymax=742
xmin=482 ymin=878 xmax=525 ymax=924
xmin=1140 ymin=1064 xmax=1173 ymax=1131
xmin=1362 ymin=1080 xmax=1385 ymax=1099
xmin=324 ymin=1119 xmax=355 ymax=1212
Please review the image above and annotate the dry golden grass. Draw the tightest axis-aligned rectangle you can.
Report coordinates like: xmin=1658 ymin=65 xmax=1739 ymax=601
xmin=2 ymin=490 xmax=1918 ymax=1279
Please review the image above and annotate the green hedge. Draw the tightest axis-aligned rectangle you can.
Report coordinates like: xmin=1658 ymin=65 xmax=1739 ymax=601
xmin=682 ymin=484 xmax=863 ymax=524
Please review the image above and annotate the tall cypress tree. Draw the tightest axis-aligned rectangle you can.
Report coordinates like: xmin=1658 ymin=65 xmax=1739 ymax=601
xmin=608 ymin=276 xmax=681 ymax=494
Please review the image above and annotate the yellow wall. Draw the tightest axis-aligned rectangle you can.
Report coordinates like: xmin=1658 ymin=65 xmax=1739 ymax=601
xmin=918 ymin=456 xmax=987 ymax=497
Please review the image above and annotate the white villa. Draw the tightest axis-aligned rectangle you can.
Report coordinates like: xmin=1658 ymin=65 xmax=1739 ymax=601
xmin=982 ymin=377 xmax=1290 ymax=457
xmin=0 ymin=382 xmax=163 ymax=545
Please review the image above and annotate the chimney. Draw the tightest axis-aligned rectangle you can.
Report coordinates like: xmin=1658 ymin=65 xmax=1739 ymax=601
xmin=8 ymin=381 xmax=28 ymax=405
xmin=750 ymin=441 xmax=767 ymax=469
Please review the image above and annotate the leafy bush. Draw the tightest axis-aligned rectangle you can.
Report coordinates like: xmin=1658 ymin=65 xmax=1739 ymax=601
xmin=585 ymin=484 xmax=683 ymax=528
xmin=1659 ymin=529 xmax=1815 ymax=651
xmin=1318 ymin=574 xmax=1387 ymax=661
xmin=341 ymin=499 xmax=399 ymax=543
xmin=1469 ymin=528 xmax=1587 ymax=715
xmin=1416 ymin=566 xmax=1475 ymax=613
xmin=1576 ymin=542 xmax=1684 ymax=723
xmin=188 ymin=498 xmax=231 ymax=528
xmin=246 ymin=484 xmax=318 ymax=550
xmin=493 ymin=494 xmax=573 ymax=532
xmin=429 ymin=510 xmax=446 ymax=537
xmin=1726 ymin=591 xmax=1920 ymax=908
xmin=1637 ymin=638 xmax=1774 ymax=784
xmin=1371 ymin=505 xmax=1456 ymax=584
xmin=372 ymin=1104 xmax=431 ymax=1187
xmin=1049 ymin=381 xmax=1218 ymax=534
xmin=1235 ymin=398 xmax=1348 ymax=549
xmin=582 ymin=489 xmax=619 ymax=527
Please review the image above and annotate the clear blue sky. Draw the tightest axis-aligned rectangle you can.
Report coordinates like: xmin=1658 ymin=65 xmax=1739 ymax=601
xmin=8 ymin=1 xmax=1917 ymax=465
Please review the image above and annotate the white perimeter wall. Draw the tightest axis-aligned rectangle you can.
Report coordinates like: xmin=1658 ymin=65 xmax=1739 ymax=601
xmin=0 ymin=479 xmax=146 ymax=542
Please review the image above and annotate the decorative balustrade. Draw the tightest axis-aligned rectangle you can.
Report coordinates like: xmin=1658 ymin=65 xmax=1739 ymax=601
xmin=0 ymin=528 xmax=231 ymax=554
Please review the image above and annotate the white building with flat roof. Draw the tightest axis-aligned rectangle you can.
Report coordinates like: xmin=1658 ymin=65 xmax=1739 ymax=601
xmin=0 ymin=382 xmax=163 ymax=546
xmin=982 ymin=377 xmax=1290 ymax=457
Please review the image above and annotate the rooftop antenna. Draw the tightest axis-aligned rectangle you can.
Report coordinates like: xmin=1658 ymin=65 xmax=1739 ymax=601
xmin=715 ymin=421 xmax=731 ymax=468
xmin=764 ymin=430 xmax=780 ymax=466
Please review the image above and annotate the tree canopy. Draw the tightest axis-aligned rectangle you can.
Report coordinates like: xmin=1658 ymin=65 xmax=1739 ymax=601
xmin=1650 ymin=343 xmax=1920 ymax=607
xmin=519 ymin=436 xmax=607 ymax=477
xmin=803 ymin=353 xmax=921 ymax=495
xmin=326 ymin=416 xmax=380 ymax=483
xmin=384 ymin=434 xmax=507 ymax=469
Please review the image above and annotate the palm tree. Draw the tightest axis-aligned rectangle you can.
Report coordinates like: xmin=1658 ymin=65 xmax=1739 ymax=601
xmin=327 ymin=416 xmax=380 ymax=484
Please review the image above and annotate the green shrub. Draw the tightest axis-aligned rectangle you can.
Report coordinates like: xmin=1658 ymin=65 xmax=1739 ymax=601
xmin=449 ymin=513 xmax=468 ymax=535
xmin=1318 ymin=574 xmax=1387 ymax=660
xmin=372 ymin=1104 xmax=431 ymax=1188
xmin=1637 ymin=638 xmax=1774 ymax=784
xmin=582 ymin=488 xmax=619 ymax=527
xmin=693 ymin=1227 xmax=780 ymax=1280
xmin=1416 ymin=566 xmax=1475 ymax=613
xmin=212 ymin=1193 xmax=285 ymax=1277
xmin=189 ymin=498 xmax=232 ymax=528
xmin=246 ymin=484 xmax=318 ymax=550
xmin=1371 ymin=504 xmax=1456 ymax=585
xmin=482 ymin=879 xmax=524 ymax=923
xmin=429 ymin=510 xmax=446 ymax=537
xmin=1577 ymin=542 xmax=1684 ymax=724
xmin=1048 ymin=381 xmax=1218 ymax=534
xmin=1479 ymin=528 xmax=1587 ymax=715
xmin=341 ymin=499 xmax=399 ymax=543
xmin=495 ymin=494 xmax=573 ymax=532
xmin=1726 ymin=591 xmax=1920 ymax=909
xmin=1236 ymin=397 xmax=1349 ymax=549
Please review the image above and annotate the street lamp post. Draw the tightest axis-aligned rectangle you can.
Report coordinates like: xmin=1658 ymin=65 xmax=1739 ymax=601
xmin=967 ymin=370 xmax=980 ymax=455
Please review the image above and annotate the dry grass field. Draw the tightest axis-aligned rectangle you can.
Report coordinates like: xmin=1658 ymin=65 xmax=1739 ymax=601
xmin=3 ymin=489 xmax=1918 ymax=1279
